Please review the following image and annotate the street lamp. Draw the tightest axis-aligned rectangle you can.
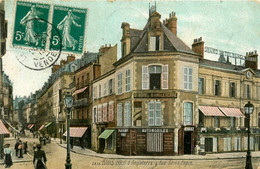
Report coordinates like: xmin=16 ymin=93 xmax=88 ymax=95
xmin=244 ymin=101 xmax=254 ymax=169
xmin=64 ymin=94 xmax=73 ymax=169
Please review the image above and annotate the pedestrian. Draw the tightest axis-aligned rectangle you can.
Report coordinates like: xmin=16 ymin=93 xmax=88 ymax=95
xmin=33 ymin=142 xmax=37 ymax=151
xmin=33 ymin=144 xmax=47 ymax=169
xmin=24 ymin=141 xmax=28 ymax=154
xmin=18 ymin=140 xmax=23 ymax=158
xmin=70 ymin=138 xmax=74 ymax=149
xmin=4 ymin=144 xmax=13 ymax=168
xmin=14 ymin=141 xmax=19 ymax=157
xmin=43 ymin=136 xmax=46 ymax=145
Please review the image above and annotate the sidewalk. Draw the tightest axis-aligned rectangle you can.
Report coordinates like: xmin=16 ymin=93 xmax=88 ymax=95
xmin=54 ymin=139 xmax=260 ymax=160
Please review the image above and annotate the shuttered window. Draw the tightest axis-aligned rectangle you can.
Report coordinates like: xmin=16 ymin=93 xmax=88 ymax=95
xmin=244 ymin=137 xmax=248 ymax=150
xmin=99 ymin=84 xmax=101 ymax=98
xmin=104 ymin=82 xmax=107 ymax=96
xmin=117 ymin=103 xmax=123 ymax=126
xmin=142 ymin=66 xmax=149 ymax=90
xmin=92 ymin=106 xmax=97 ymax=123
xmin=147 ymin=133 xmax=163 ymax=152
xmin=213 ymin=137 xmax=218 ymax=152
xmin=93 ymin=86 xmax=97 ymax=99
xmin=243 ymin=137 xmax=254 ymax=150
xmin=184 ymin=102 xmax=193 ymax=126
xmin=184 ymin=67 xmax=193 ymax=90
xmin=126 ymin=69 xmax=131 ymax=92
xmin=118 ymin=73 xmax=122 ymax=94
xmin=124 ymin=102 xmax=131 ymax=126
xmin=98 ymin=104 xmax=102 ymax=122
xmin=103 ymin=103 xmax=107 ymax=122
xmin=198 ymin=78 xmax=204 ymax=94
xmin=223 ymin=137 xmax=231 ymax=151
xmin=149 ymin=36 xmax=156 ymax=51
xmin=162 ymin=65 xmax=168 ymax=89
xmin=234 ymin=137 xmax=241 ymax=151
xmin=109 ymin=79 xmax=113 ymax=94
xmin=148 ymin=101 xmax=162 ymax=126
xmin=108 ymin=101 xmax=114 ymax=122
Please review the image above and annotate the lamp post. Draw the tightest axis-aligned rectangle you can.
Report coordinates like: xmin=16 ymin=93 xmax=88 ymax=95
xmin=64 ymin=94 xmax=73 ymax=169
xmin=244 ymin=101 xmax=254 ymax=169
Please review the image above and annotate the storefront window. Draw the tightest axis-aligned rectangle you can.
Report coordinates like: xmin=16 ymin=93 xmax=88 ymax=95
xmin=107 ymin=136 xmax=112 ymax=150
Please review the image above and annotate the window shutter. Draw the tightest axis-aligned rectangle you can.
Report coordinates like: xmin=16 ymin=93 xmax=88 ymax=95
xmin=213 ymin=137 xmax=217 ymax=152
xmin=104 ymin=82 xmax=107 ymax=96
xmin=124 ymin=102 xmax=131 ymax=126
xmin=92 ymin=107 xmax=95 ymax=123
xmin=103 ymin=103 xmax=107 ymax=122
xmin=155 ymin=102 xmax=162 ymax=126
xmin=98 ymin=105 xmax=102 ymax=122
xmin=109 ymin=101 xmax=114 ymax=122
xmin=149 ymin=36 xmax=156 ymax=51
xmin=117 ymin=103 xmax=122 ymax=126
xmin=189 ymin=68 xmax=193 ymax=90
xmin=234 ymin=137 xmax=237 ymax=151
xmin=142 ymin=66 xmax=149 ymax=90
xmin=162 ymin=65 xmax=168 ymax=89
xmin=244 ymin=84 xmax=247 ymax=99
xmin=148 ymin=102 xmax=155 ymax=126
xmin=183 ymin=67 xmax=188 ymax=90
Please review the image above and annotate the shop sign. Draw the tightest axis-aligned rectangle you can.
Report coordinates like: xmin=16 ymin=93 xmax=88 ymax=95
xmin=121 ymin=133 xmax=126 ymax=137
xmin=184 ymin=127 xmax=194 ymax=131
xmin=141 ymin=128 xmax=169 ymax=133
xmin=133 ymin=92 xmax=176 ymax=98
xmin=118 ymin=129 xmax=128 ymax=133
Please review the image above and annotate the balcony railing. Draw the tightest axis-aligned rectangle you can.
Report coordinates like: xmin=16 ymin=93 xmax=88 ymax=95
xmin=73 ymin=98 xmax=88 ymax=108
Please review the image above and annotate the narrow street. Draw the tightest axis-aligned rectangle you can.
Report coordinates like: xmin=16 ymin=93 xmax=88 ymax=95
xmin=1 ymin=137 xmax=260 ymax=169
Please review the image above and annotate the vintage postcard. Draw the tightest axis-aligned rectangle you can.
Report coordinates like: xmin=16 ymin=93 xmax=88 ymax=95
xmin=0 ymin=0 xmax=260 ymax=169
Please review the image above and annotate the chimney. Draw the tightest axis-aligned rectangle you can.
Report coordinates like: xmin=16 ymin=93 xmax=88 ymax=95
xmin=121 ymin=22 xmax=131 ymax=57
xmin=192 ymin=37 xmax=204 ymax=59
xmin=51 ymin=65 xmax=61 ymax=73
xmin=60 ymin=59 xmax=66 ymax=66
xmin=245 ymin=50 xmax=258 ymax=70
xmin=167 ymin=11 xmax=177 ymax=36
xmin=67 ymin=54 xmax=75 ymax=63
xmin=99 ymin=44 xmax=112 ymax=56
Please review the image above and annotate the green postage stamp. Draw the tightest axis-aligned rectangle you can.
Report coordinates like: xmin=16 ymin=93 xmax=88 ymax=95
xmin=50 ymin=6 xmax=87 ymax=53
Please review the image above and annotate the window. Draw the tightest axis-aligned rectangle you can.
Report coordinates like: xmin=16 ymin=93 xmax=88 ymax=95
xmin=214 ymin=80 xmax=221 ymax=96
xmin=117 ymin=103 xmax=123 ymax=126
xmin=104 ymin=82 xmax=107 ymax=96
xmin=126 ymin=69 xmax=131 ymax=92
xmin=93 ymin=86 xmax=97 ymax=99
xmin=148 ymin=101 xmax=162 ymax=126
xmin=108 ymin=101 xmax=114 ymax=122
xmin=107 ymin=135 xmax=113 ymax=150
xmin=198 ymin=78 xmax=204 ymax=94
xmin=258 ymin=113 xmax=260 ymax=127
xmin=230 ymin=82 xmax=236 ymax=97
xmin=142 ymin=66 xmax=149 ymax=89
xmin=247 ymin=84 xmax=250 ymax=99
xmin=98 ymin=105 xmax=102 ymax=122
xmin=109 ymin=79 xmax=113 ymax=94
xmin=103 ymin=103 xmax=107 ymax=122
xmin=149 ymin=65 xmax=162 ymax=90
xmin=149 ymin=36 xmax=160 ymax=51
xmin=223 ymin=137 xmax=231 ymax=151
xmin=124 ymin=102 xmax=131 ymax=126
xmin=99 ymin=84 xmax=101 ymax=98
xmin=184 ymin=67 xmax=193 ymax=90
xmin=230 ymin=117 xmax=236 ymax=127
xmin=118 ymin=73 xmax=122 ymax=94
xmin=183 ymin=102 xmax=193 ymax=125
xmin=214 ymin=117 xmax=220 ymax=128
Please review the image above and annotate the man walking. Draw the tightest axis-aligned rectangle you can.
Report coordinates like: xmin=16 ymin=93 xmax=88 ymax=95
xmin=24 ymin=141 xmax=28 ymax=154
xmin=14 ymin=141 xmax=19 ymax=157
xmin=33 ymin=144 xmax=47 ymax=169
xmin=18 ymin=140 xmax=23 ymax=158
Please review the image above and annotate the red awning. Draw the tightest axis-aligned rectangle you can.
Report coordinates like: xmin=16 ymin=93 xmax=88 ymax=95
xmin=219 ymin=107 xmax=245 ymax=117
xmin=199 ymin=106 xmax=225 ymax=117
xmin=72 ymin=86 xmax=88 ymax=96
xmin=63 ymin=127 xmax=88 ymax=138
xmin=38 ymin=125 xmax=45 ymax=131
xmin=27 ymin=124 xmax=31 ymax=128
xmin=29 ymin=124 xmax=34 ymax=129
xmin=0 ymin=120 xmax=10 ymax=135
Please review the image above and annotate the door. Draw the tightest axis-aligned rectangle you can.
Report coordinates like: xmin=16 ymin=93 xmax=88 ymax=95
xmin=205 ymin=138 xmax=213 ymax=152
xmin=184 ymin=131 xmax=192 ymax=154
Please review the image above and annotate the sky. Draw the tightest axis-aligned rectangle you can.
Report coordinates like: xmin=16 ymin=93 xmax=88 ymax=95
xmin=2 ymin=0 xmax=260 ymax=97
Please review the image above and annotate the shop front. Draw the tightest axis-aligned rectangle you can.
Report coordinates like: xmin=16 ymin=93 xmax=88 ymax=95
xmin=178 ymin=125 xmax=197 ymax=155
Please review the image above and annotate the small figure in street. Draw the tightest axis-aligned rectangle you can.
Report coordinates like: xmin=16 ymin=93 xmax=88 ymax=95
xmin=14 ymin=141 xmax=19 ymax=157
xmin=43 ymin=136 xmax=46 ymax=145
xmin=24 ymin=141 xmax=28 ymax=154
xmin=33 ymin=142 xmax=37 ymax=151
xmin=4 ymin=144 xmax=13 ymax=168
xmin=33 ymin=144 xmax=47 ymax=169
xmin=39 ymin=136 xmax=42 ymax=145
xmin=18 ymin=140 xmax=24 ymax=158
xmin=70 ymin=138 xmax=74 ymax=149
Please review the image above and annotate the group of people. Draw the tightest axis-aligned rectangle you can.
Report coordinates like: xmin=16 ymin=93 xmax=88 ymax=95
xmin=3 ymin=139 xmax=47 ymax=169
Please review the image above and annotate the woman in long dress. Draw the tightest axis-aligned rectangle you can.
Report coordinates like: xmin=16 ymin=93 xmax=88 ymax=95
xmin=4 ymin=144 xmax=13 ymax=168
xmin=57 ymin=10 xmax=81 ymax=50
xmin=20 ymin=5 xmax=42 ymax=45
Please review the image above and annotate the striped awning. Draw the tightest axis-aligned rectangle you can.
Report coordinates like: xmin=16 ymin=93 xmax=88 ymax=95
xmin=38 ymin=125 xmax=45 ymax=131
xmin=199 ymin=106 xmax=225 ymax=117
xmin=29 ymin=124 xmax=34 ymax=129
xmin=63 ymin=127 xmax=88 ymax=138
xmin=98 ymin=130 xmax=114 ymax=139
xmin=44 ymin=122 xmax=52 ymax=128
xmin=219 ymin=107 xmax=245 ymax=117
xmin=72 ymin=86 xmax=88 ymax=96
xmin=0 ymin=119 xmax=10 ymax=135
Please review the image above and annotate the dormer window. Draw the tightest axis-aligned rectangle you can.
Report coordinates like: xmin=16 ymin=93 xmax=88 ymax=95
xmin=149 ymin=36 xmax=161 ymax=51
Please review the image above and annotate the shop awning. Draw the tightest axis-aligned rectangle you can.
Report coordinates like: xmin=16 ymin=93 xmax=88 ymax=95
xmin=0 ymin=120 xmax=10 ymax=135
xmin=98 ymin=130 xmax=114 ymax=139
xmin=2 ymin=119 xmax=20 ymax=134
xmin=63 ymin=127 xmax=88 ymax=138
xmin=44 ymin=122 xmax=52 ymax=128
xmin=199 ymin=106 xmax=225 ymax=117
xmin=29 ymin=124 xmax=34 ymax=129
xmin=72 ymin=86 xmax=88 ymax=96
xmin=38 ymin=125 xmax=45 ymax=131
xmin=27 ymin=124 xmax=31 ymax=128
xmin=219 ymin=107 xmax=245 ymax=117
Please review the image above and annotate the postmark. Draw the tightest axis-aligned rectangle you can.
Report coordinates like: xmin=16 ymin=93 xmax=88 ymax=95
xmin=50 ymin=5 xmax=87 ymax=53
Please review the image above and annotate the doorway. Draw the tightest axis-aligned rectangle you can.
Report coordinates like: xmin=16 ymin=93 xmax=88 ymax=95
xmin=184 ymin=131 xmax=192 ymax=154
xmin=205 ymin=138 xmax=213 ymax=152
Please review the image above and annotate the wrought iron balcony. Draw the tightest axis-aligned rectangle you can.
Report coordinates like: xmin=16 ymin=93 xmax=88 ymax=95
xmin=73 ymin=98 xmax=88 ymax=108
